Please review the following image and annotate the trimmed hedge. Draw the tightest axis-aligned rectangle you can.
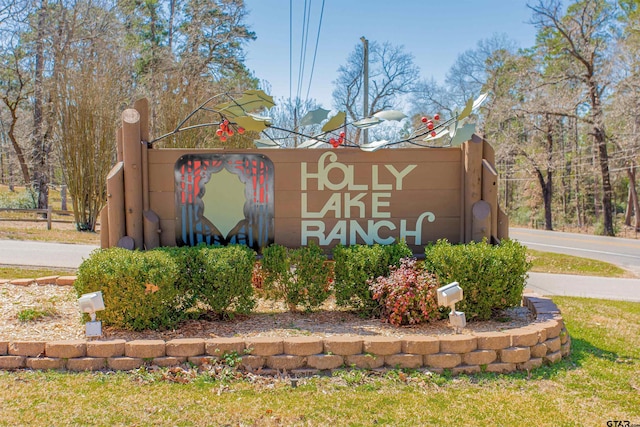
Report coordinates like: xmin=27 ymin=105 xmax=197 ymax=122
xmin=75 ymin=239 xmax=531 ymax=330
xmin=196 ymin=245 xmax=256 ymax=318
xmin=332 ymin=241 xmax=412 ymax=316
xmin=423 ymin=239 xmax=531 ymax=321
xmin=75 ymin=245 xmax=256 ymax=330
xmin=261 ymin=242 xmax=332 ymax=311
xmin=74 ymin=248 xmax=185 ymax=331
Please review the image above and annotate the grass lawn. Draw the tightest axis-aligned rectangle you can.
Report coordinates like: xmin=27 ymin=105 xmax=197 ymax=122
xmin=0 ymin=266 xmax=76 ymax=279
xmin=528 ymin=249 xmax=631 ymax=278
xmin=0 ymin=297 xmax=638 ymax=426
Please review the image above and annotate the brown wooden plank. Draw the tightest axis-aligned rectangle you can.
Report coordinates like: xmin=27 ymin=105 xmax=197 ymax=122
xmin=148 ymin=148 xmax=225 ymax=165
xmin=275 ymin=161 xmax=462 ymax=191
xmin=143 ymin=209 xmax=161 ymax=249
xmin=159 ymin=219 xmax=176 ymax=246
xmin=482 ymin=159 xmax=498 ymax=241
xmin=122 ymin=108 xmax=143 ymax=249
xmin=133 ymin=98 xmax=150 ymax=143
xmin=482 ymin=137 xmax=495 ymax=166
xmin=147 ymin=147 xmax=461 ymax=165
xmin=276 ymin=189 xmax=461 ymax=219
xmin=100 ymin=206 xmax=109 ymax=249
xmin=472 ymin=200 xmax=491 ymax=242
xmin=149 ymin=191 xmax=176 ymax=221
xmin=106 ymin=162 xmax=125 ymax=248
xmin=274 ymin=216 xmax=461 ymax=250
xmin=148 ymin=164 xmax=176 ymax=192
xmin=498 ymin=206 xmax=509 ymax=240
xmin=464 ymin=137 xmax=483 ymax=243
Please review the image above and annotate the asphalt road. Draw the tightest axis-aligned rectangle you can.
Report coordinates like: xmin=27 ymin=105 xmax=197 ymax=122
xmin=509 ymin=228 xmax=640 ymax=301
xmin=1 ymin=228 xmax=639 ymax=301
xmin=0 ymin=239 xmax=98 ymax=269
xmin=526 ymin=272 xmax=640 ymax=303
xmin=510 ymin=227 xmax=640 ymax=275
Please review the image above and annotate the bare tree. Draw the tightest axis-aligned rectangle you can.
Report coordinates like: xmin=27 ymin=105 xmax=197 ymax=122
xmin=332 ymin=41 xmax=419 ymax=144
xmin=56 ymin=0 xmax=127 ymax=231
xmin=412 ymin=34 xmax=518 ymax=122
xmin=529 ymin=0 xmax=617 ymax=235
xmin=0 ymin=41 xmax=30 ymax=185
xmin=119 ymin=0 xmax=257 ymax=145
xmin=609 ymin=0 xmax=640 ymax=230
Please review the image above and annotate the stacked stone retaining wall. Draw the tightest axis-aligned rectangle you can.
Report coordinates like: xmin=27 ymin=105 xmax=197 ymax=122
xmin=0 ymin=293 xmax=570 ymax=375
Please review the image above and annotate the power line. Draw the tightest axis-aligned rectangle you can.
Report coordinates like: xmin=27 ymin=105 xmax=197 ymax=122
xmin=295 ymin=0 xmax=312 ymax=102
xmin=305 ymin=0 xmax=325 ymax=103
xmin=498 ymin=163 xmax=639 ymax=182
xmin=289 ymin=0 xmax=292 ymax=101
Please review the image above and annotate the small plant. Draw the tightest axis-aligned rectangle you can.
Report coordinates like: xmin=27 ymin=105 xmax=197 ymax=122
xmin=332 ymin=368 xmax=370 ymax=386
xmin=369 ymin=257 xmax=441 ymax=326
xmin=219 ymin=351 xmax=242 ymax=368
xmin=17 ymin=307 xmax=55 ymax=322
xmin=261 ymin=242 xmax=332 ymax=311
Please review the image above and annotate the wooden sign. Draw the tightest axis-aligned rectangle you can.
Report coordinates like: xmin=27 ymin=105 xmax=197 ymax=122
xmin=101 ymin=104 xmax=507 ymax=253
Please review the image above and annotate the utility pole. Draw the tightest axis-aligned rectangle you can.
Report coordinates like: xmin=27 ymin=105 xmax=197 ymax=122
xmin=360 ymin=36 xmax=369 ymax=145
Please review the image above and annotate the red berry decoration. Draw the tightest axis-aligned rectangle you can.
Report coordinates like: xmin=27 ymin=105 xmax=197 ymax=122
xmin=434 ymin=113 xmax=440 ymax=121
xmin=227 ymin=129 xmax=234 ymax=136
xmin=339 ymin=131 xmax=346 ymax=138
xmin=237 ymin=127 xmax=245 ymax=134
xmin=427 ymin=122 xmax=434 ymax=130
xmin=430 ymin=131 xmax=437 ymax=137
xmin=421 ymin=116 xmax=428 ymax=123
xmin=220 ymin=135 xmax=227 ymax=142
xmin=223 ymin=119 xmax=229 ymax=126
xmin=216 ymin=129 xmax=223 ymax=136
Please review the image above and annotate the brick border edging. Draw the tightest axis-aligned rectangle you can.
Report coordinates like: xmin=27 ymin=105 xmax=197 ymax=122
xmin=1 ymin=275 xmax=76 ymax=286
xmin=0 ymin=292 xmax=570 ymax=375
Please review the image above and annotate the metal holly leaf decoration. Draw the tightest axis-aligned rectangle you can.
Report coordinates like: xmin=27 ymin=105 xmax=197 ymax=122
xmin=300 ymin=108 xmax=330 ymax=126
xmin=212 ymin=90 xmax=276 ymax=118
xmin=373 ymin=110 xmax=406 ymax=121
xmin=321 ymin=111 xmax=346 ymax=133
xmin=149 ymin=89 xmax=488 ymax=151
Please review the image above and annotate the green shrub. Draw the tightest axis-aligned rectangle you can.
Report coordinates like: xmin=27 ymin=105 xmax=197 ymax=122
xmin=332 ymin=241 xmax=412 ymax=316
xmin=261 ymin=242 xmax=332 ymax=311
xmin=423 ymin=239 xmax=531 ymax=321
xmin=154 ymin=245 xmax=207 ymax=313
xmin=0 ymin=187 xmax=37 ymax=209
xmin=370 ymin=257 xmax=441 ymax=326
xmin=196 ymin=245 xmax=256 ymax=318
xmin=74 ymin=248 xmax=183 ymax=331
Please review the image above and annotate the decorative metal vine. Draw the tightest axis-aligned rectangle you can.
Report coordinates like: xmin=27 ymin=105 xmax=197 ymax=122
xmin=149 ymin=90 xmax=488 ymax=152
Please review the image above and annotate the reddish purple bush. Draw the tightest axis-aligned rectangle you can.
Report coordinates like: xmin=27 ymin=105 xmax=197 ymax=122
xmin=369 ymin=258 xmax=441 ymax=326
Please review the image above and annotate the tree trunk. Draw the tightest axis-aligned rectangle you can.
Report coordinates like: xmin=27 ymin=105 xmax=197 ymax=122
xmin=573 ymin=117 xmax=582 ymax=228
xmin=535 ymin=168 xmax=553 ymax=231
xmin=32 ymin=0 xmax=49 ymax=210
xmin=589 ymin=78 xmax=614 ymax=236
xmin=626 ymin=164 xmax=639 ymax=231
xmin=5 ymin=109 xmax=31 ymax=185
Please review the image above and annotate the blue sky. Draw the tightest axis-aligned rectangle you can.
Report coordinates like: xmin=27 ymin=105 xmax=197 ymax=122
xmin=242 ymin=0 xmax=538 ymax=109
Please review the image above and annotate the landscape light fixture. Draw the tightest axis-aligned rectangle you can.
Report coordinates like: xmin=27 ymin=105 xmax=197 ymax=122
xmin=437 ymin=282 xmax=466 ymax=333
xmin=78 ymin=291 xmax=105 ymax=337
